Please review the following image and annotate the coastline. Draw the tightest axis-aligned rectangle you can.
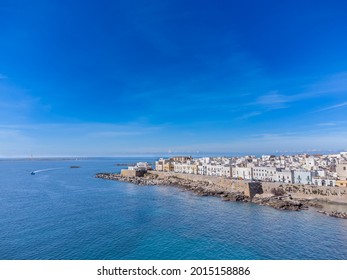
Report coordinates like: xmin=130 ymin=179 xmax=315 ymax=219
xmin=95 ymin=171 xmax=347 ymax=219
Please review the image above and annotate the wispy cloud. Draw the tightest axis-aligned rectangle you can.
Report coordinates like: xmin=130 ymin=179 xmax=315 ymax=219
xmin=237 ymin=111 xmax=262 ymax=120
xmin=88 ymin=131 xmax=143 ymax=137
xmin=290 ymin=72 xmax=347 ymax=99
xmin=316 ymin=122 xmax=337 ymax=126
xmin=309 ymin=72 xmax=347 ymax=95
xmin=254 ymin=91 xmax=290 ymax=109
xmin=315 ymin=101 xmax=347 ymax=112
xmin=252 ymin=72 xmax=347 ymax=111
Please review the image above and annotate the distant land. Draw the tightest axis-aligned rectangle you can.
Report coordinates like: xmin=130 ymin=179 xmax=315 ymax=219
xmin=0 ymin=150 xmax=346 ymax=160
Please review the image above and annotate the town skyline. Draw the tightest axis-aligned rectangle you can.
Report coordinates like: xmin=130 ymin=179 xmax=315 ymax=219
xmin=1 ymin=0 xmax=347 ymax=157
xmin=152 ymin=152 xmax=347 ymax=187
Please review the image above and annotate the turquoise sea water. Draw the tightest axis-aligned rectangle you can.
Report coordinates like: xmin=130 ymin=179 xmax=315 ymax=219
xmin=0 ymin=158 xmax=347 ymax=260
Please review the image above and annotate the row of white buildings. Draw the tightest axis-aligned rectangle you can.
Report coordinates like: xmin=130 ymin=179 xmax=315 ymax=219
xmin=155 ymin=153 xmax=347 ymax=187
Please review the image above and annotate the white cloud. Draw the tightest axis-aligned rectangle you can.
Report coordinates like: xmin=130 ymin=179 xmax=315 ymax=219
xmin=253 ymin=72 xmax=347 ymax=111
xmin=237 ymin=111 xmax=262 ymax=120
xmin=309 ymin=72 xmax=347 ymax=95
xmin=88 ymin=131 xmax=143 ymax=137
xmin=315 ymin=101 xmax=347 ymax=112
xmin=316 ymin=122 xmax=337 ymax=126
xmin=254 ymin=91 xmax=290 ymax=109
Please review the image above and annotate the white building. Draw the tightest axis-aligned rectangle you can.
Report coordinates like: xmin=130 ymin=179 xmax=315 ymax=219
xmin=155 ymin=158 xmax=168 ymax=171
xmin=206 ymin=164 xmax=223 ymax=176
xmin=312 ymin=177 xmax=336 ymax=187
xmin=174 ymin=162 xmax=197 ymax=174
xmin=316 ymin=170 xmax=327 ymax=178
xmin=337 ymin=162 xmax=347 ymax=180
xmin=201 ymin=157 xmax=211 ymax=164
xmin=252 ymin=166 xmax=277 ymax=181
xmin=222 ymin=165 xmax=232 ymax=177
xmin=156 ymin=153 xmax=345 ymax=186
xmin=293 ymin=170 xmax=314 ymax=185
xmin=136 ymin=162 xmax=151 ymax=171
xmin=232 ymin=166 xmax=252 ymax=180
xmin=274 ymin=169 xmax=293 ymax=183
xmin=198 ymin=164 xmax=206 ymax=175
xmin=305 ymin=157 xmax=316 ymax=169
xmin=128 ymin=162 xmax=151 ymax=171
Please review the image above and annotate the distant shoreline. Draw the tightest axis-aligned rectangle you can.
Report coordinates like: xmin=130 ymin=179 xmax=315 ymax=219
xmin=0 ymin=157 xmax=152 ymax=161
xmin=0 ymin=157 xmax=87 ymax=161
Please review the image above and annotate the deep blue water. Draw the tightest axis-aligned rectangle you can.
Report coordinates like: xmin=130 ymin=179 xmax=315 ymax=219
xmin=0 ymin=158 xmax=347 ymax=260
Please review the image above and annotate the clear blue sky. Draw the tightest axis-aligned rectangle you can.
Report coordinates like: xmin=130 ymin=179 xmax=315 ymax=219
xmin=1 ymin=0 xmax=347 ymax=157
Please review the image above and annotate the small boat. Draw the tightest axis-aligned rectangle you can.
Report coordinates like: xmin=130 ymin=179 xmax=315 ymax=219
xmin=70 ymin=166 xmax=80 ymax=168
xmin=31 ymin=172 xmax=35 ymax=175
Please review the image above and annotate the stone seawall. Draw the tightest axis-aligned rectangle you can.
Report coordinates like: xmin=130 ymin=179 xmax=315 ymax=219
xmin=150 ymin=171 xmax=247 ymax=191
xmin=150 ymin=171 xmax=347 ymax=203
xmin=96 ymin=171 xmax=309 ymax=211
xmin=150 ymin=171 xmax=263 ymax=199
xmin=260 ymin=182 xmax=347 ymax=203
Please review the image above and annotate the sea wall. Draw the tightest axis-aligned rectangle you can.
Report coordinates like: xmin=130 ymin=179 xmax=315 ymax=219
xmin=260 ymin=181 xmax=347 ymax=203
xmin=150 ymin=171 xmax=263 ymax=199
xmin=96 ymin=171 xmax=347 ymax=216
xmin=149 ymin=171 xmax=347 ymax=203
xmin=150 ymin=171 xmax=240 ymax=191
xmin=120 ymin=169 xmax=146 ymax=177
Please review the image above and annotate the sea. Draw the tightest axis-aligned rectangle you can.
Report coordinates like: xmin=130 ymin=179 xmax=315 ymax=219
xmin=0 ymin=157 xmax=347 ymax=260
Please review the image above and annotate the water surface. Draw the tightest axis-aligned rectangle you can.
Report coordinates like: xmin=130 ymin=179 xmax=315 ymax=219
xmin=0 ymin=158 xmax=346 ymax=259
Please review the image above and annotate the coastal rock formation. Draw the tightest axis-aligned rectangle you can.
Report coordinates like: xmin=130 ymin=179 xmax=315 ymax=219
xmin=252 ymin=195 xmax=308 ymax=211
xmin=317 ymin=210 xmax=347 ymax=219
xmin=95 ymin=172 xmax=310 ymax=211
xmin=95 ymin=172 xmax=244 ymax=199
xmin=260 ymin=182 xmax=347 ymax=203
xmin=95 ymin=172 xmax=347 ymax=217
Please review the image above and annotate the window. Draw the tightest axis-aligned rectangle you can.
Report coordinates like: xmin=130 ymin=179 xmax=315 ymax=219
xmin=344 ymin=167 xmax=346 ymax=171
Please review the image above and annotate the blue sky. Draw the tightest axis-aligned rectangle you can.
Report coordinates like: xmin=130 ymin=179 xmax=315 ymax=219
xmin=1 ymin=0 xmax=347 ymax=157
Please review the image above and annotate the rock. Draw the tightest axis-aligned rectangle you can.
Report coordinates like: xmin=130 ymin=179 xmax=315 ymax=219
xmin=96 ymin=173 xmax=306 ymax=212
xmin=316 ymin=210 xmax=347 ymax=219
xmin=298 ymin=199 xmax=324 ymax=209
xmin=328 ymin=211 xmax=347 ymax=219
xmin=252 ymin=195 xmax=308 ymax=211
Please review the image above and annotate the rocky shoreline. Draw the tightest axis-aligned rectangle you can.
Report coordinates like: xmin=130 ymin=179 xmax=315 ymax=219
xmin=95 ymin=172 xmax=347 ymax=218
xmin=316 ymin=210 xmax=347 ymax=219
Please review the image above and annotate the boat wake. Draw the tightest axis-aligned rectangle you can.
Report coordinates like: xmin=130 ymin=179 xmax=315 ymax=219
xmin=31 ymin=168 xmax=64 ymax=175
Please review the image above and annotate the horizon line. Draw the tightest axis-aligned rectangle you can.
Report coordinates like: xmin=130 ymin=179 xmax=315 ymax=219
xmin=1 ymin=149 xmax=346 ymax=159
